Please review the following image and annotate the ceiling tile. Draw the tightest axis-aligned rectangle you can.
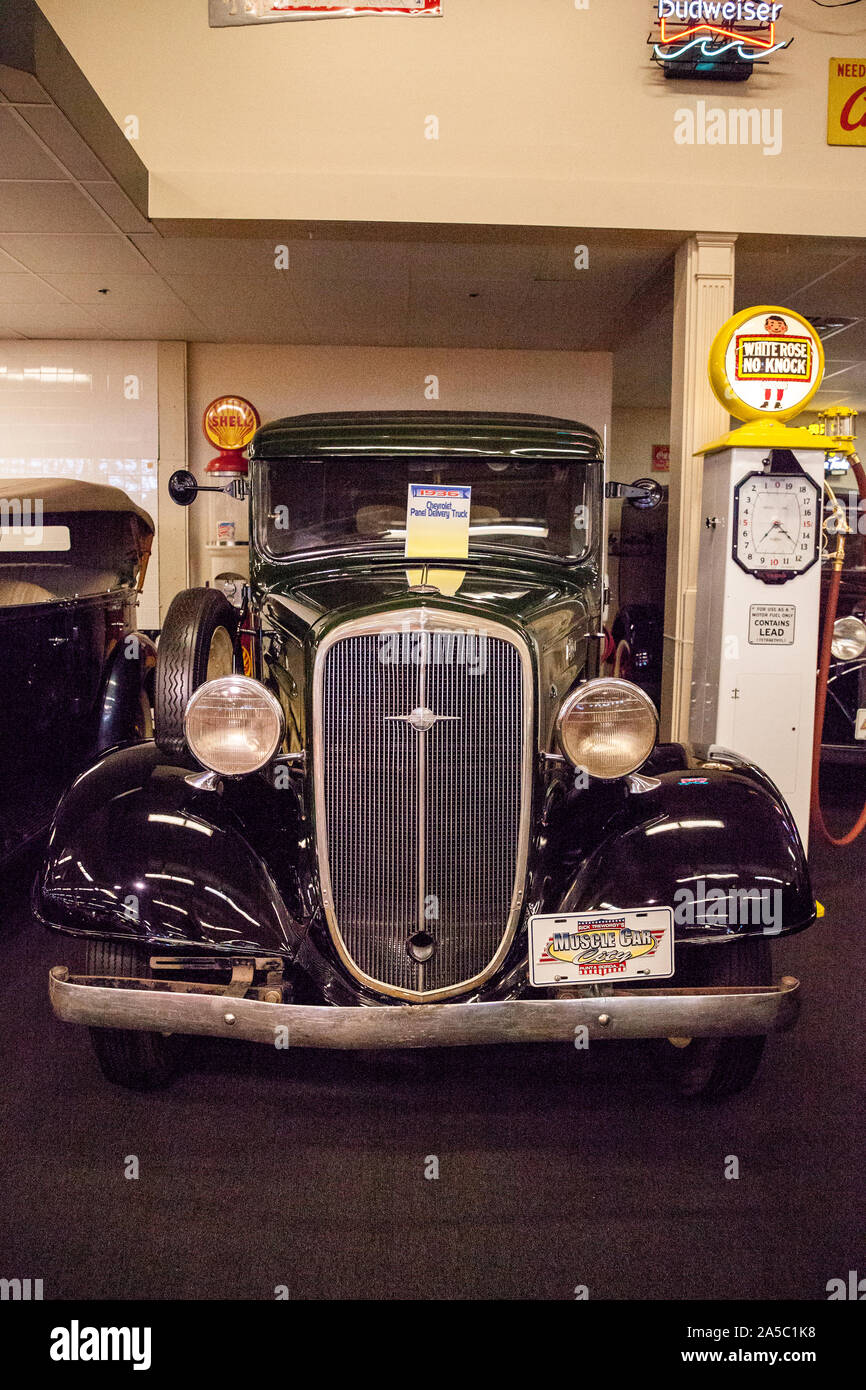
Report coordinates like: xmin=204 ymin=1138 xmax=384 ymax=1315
xmin=19 ymin=106 xmax=112 ymax=181
xmin=36 ymin=271 xmax=192 ymax=309
xmin=0 ymin=108 xmax=65 ymax=180
xmin=407 ymin=241 xmax=546 ymax=284
xmin=0 ymin=233 xmax=149 ymax=273
xmin=80 ymin=304 xmax=208 ymax=339
xmin=0 ymin=183 xmax=115 ymax=234
xmin=0 ymin=67 xmax=47 ymax=104
xmin=131 ymin=235 xmax=283 ymax=276
xmin=0 ymin=273 xmax=71 ymax=306
xmin=1 ymin=302 xmax=106 ymax=337
xmin=82 ymin=182 xmax=153 ymax=235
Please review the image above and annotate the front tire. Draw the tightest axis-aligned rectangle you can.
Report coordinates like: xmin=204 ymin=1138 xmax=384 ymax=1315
xmin=85 ymin=939 xmax=177 ymax=1090
xmin=154 ymin=587 xmax=238 ymax=756
xmin=657 ymin=939 xmax=772 ymax=1100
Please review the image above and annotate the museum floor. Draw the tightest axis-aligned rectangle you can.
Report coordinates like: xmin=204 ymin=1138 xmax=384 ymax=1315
xmin=1 ymin=767 xmax=863 ymax=1301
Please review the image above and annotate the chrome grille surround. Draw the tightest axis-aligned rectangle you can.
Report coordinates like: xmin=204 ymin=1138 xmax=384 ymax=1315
xmin=313 ymin=608 xmax=533 ymax=1001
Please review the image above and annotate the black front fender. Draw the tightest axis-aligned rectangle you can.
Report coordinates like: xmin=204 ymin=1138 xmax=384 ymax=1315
xmin=546 ymin=765 xmax=815 ymax=942
xmin=95 ymin=630 xmax=157 ymax=753
xmin=36 ymin=742 xmax=311 ymax=958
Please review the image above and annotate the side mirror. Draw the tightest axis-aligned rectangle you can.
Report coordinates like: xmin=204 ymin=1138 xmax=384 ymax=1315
xmin=168 ymin=470 xmax=249 ymax=507
xmin=605 ymin=478 xmax=664 ymax=510
xmin=168 ymin=469 xmax=199 ymax=506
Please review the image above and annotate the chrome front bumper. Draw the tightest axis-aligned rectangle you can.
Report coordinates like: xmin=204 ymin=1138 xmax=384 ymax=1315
xmin=49 ymin=966 xmax=800 ymax=1048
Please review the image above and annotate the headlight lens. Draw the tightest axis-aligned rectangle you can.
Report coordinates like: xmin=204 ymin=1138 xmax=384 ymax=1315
xmin=557 ymin=677 xmax=658 ymax=781
xmin=184 ymin=676 xmax=284 ymax=776
xmin=831 ymin=615 xmax=866 ymax=662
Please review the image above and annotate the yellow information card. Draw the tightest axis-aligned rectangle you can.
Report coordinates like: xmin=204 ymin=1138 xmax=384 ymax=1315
xmin=405 ymin=484 xmax=471 ymax=559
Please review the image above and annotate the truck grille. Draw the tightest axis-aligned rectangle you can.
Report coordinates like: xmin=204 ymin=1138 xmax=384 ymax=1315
xmin=315 ymin=613 xmax=530 ymax=999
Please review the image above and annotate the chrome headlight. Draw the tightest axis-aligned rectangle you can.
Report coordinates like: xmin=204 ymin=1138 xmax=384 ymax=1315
xmin=557 ymin=677 xmax=658 ymax=781
xmin=831 ymin=615 xmax=866 ymax=662
xmin=184 ymin=676 xmax=284 ymax=776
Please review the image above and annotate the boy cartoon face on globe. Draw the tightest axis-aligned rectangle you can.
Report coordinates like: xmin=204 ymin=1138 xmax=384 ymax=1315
xmin=761 ymin=314 xmax=792 ymax=407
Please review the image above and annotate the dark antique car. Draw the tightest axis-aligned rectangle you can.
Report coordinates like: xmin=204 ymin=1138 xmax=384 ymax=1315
xmin=0 ymin=478 xmax=155 ymax=864
xmin=820 ymin=487 xmax=866 ymax=762
xmin=37 ymin=414 xmax=815 ymax=1098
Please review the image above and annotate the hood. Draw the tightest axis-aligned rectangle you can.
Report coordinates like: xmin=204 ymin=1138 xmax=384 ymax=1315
xmin=259 ymin=554 xmax=598 ymax=642
xmin=260 ymin=556 xmax=600 ymax=749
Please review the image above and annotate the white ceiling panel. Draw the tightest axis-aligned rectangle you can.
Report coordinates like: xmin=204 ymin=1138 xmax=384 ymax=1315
xmin=0 ymin=272 xmax=71 ymax=305
xmin=0 ymin=108 xmax=63 ymax=179
xmin=0 ymin=302 xmax=105 ymax=336
xmin=0 ymin=182 xmax=114 ymax=234
xmin=0 ymin=232 xmax=150 ymax=274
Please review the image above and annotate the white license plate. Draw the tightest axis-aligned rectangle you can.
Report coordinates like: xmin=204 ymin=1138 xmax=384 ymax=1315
xmin=528 ymin=907 xmax=674 ymax=986
xmin=856 ymin=708 xmax=866 ymax=741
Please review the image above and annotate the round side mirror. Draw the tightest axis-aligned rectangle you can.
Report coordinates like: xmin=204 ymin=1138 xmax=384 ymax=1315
xmin=627 ymin=478 xmax=664 ymax=511
xmin=168 ymin=470 xmax=199 ymax=506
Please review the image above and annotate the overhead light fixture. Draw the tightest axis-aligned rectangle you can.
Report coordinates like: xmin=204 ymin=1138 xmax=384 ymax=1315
xmin=803 ymin=315 xmax=859 ymax=340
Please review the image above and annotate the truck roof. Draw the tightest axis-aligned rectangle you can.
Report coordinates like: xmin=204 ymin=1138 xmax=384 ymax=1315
xmin=249 ymin=411 xmax=604 ymax=462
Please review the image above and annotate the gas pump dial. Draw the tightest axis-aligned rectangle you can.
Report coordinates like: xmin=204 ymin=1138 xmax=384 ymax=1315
xmin=731 ymin=458 xmax=821 ymax=584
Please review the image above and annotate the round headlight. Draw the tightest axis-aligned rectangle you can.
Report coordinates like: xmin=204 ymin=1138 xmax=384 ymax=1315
xmin=184 ymin=676 xmax=284 ymax=776
xmin=557 ymin=677 xmax=658 ymax=781
xmin=831 ymin=615 xmax=866 ymax=662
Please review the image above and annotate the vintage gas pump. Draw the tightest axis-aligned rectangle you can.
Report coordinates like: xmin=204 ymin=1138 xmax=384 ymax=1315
xmin=201 ymin=395 xmax=259 ymax=591
xmin=690 ymin=306 xmax=853 ymax=850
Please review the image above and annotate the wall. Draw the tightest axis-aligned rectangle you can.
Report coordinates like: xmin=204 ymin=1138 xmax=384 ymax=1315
xmin=38 ymin=0 xmax=866 ymax=237
xmin=186 ymin=342 xmax=612 ymax=585
xmin=0 ymin=339 xmax=160 ymax=624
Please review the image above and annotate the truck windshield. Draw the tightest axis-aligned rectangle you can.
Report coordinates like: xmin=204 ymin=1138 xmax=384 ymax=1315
xmin=261 ymin=457 xmax=594 ymax=561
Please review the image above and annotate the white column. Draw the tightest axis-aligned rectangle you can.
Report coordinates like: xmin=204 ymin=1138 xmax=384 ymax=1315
xmin=661 ymin=234 xmax=736 ymax=742
xmin=157 ymin=341 xmax=190 ymax=623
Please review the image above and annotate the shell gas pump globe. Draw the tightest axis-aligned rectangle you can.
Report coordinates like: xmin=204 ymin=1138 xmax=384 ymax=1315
xmin=201 ymin=395 xmax=259 ymax=591
xmin=691 ymin=307 xmax=849 ymax=849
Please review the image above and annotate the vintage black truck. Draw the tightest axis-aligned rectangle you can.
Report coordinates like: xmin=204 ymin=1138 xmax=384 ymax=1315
xmin=36 ymin=413 xmax=813 ymax=1097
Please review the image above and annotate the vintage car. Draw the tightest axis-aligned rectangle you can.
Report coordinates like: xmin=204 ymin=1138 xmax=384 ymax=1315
xmin=0 ymin=478 xmax=155 ymax=865
xmin=820 ymin=487 xmax=866 ymax=762
xmin=37 ymin=413 xmax=814 ymax=1098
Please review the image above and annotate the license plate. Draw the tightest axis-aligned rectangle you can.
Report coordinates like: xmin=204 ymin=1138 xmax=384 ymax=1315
xmin=528 ymin=907 xmax=674 ymax=986
xmin=856 ymin=708 xmax=866 ymax=741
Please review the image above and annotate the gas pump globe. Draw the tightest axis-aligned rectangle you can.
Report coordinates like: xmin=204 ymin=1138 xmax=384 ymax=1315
xmin=690 ymin=306 xmax=854 ymax=849
xmin=201 ymin=395 xmax=259 ymax=593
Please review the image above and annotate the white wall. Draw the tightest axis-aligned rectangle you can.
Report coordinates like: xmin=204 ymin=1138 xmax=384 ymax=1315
xmin=40 ymin=0 xmax=866 ymax=238
xmin=186 ymin=342 xmax=612 ymax=586
xmin=0 ymin=340 xmax=160 ymax=624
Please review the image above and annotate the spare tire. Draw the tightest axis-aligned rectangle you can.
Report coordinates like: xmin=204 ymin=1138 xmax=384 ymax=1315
xmin=155 ymin=587 xmax=238 ymax=756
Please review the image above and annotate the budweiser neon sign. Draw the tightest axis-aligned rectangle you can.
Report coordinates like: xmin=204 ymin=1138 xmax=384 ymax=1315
xmin=653 ymin=2 xmax=789 ymax=68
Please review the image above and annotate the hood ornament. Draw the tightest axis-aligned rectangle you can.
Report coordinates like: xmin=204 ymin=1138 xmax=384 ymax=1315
xmin=388 ymin=706 xmax=458 ymax=733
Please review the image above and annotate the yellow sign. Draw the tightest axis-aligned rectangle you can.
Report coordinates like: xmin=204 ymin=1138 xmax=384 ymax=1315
xmin=828 ymin=58 xmax=866 ymax=147
xmin=202 ymin=396 xmax=260 ymax=451
xmin=707 ymin=305 xmax=824 ymax=424
xmin=405 ymin=484 xmax=471 ymax=559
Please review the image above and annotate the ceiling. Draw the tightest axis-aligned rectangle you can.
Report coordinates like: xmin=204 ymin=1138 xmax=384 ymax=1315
xmin=0 ymin=90 xmax=681 ymax=356
xmin=0 ymin=10 xmax=864 ymax=412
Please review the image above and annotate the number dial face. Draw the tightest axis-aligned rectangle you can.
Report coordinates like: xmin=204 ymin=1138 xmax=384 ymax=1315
xmin=732 ymin=471 xmax=821 ymax=583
